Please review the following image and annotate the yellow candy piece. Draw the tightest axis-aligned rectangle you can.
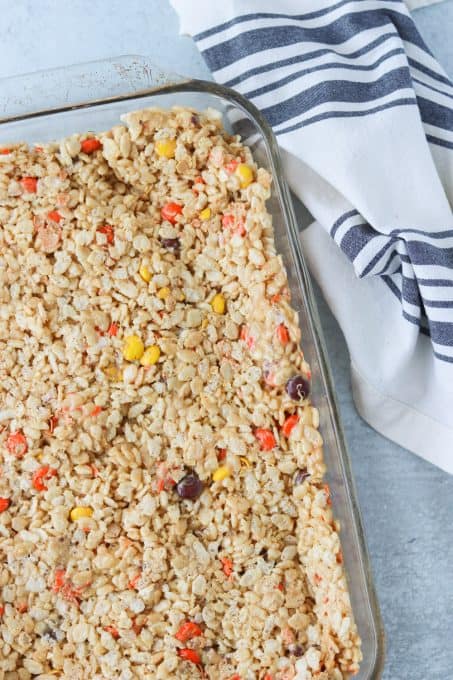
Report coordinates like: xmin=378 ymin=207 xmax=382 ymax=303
xmin=211 ymin=293 xmax=226 ymax=315
xmin=139 ymin=264 xmax=151 ymax=283
xmin=235 ymin=163 xmax=254 ymax=188
xmin=70 ymin=506 xmax=93 ymax=522
xmin=239 ymin=456 xmax=251 ymax=468
xmin=201 ymin=318 xmax=209 ymax=329
xmin=141 ymin=345 xmax=161 ymax=367
xmin=212 ymin=466 xmax=230 ymax=482
xmin=155 ymin=138 xmax=176 ymax=159
xmin=123 ymin=335 xmax=144 ymax=361
xmin=157 ymin=287 xmax=170 ymax=300
xmin=200 ymin=207 xmax=211 ymax=221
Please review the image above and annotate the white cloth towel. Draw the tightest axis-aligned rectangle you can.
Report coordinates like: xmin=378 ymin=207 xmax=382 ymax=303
xmin=407 ymin=0 xmax=446 ymax=8
xmin=171 ymin=0 xmax=453 ymax=473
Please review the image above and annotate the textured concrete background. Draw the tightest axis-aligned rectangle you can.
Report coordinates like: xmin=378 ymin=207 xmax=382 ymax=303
xmin=0 ymin=2 xmax=452 ymax=678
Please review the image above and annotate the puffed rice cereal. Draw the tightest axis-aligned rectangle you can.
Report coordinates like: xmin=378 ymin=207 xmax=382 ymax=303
xmin=0 ymin=107 xmax=361 ymax=679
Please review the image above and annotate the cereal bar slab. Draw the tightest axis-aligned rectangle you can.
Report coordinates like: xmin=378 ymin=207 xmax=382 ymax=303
xmin=0 ymin=108 xmax=361 ymax=679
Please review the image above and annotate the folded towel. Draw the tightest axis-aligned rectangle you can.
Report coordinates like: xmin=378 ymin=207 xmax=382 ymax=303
xmin=171 ymin=0 xmax=453 ymax=473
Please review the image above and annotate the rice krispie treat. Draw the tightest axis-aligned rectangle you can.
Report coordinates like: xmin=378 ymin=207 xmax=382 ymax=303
xmin=0 ymin=107 xmax=361 ymax=679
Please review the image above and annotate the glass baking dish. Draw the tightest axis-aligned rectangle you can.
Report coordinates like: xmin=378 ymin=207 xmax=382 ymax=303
xmin=0 ymin=55 xmax=385 ymax=679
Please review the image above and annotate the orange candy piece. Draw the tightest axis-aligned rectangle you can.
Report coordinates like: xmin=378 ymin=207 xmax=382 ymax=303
xmin=32 ymin=466 xmax=57 ymax=492
xmin=97 ymin=224 xmax=114 ymax=245
xmin=47 ymin=210 xmax=62 ymax=223
xmin=20 ymin=177 xmax=38 ymax=193
xmin=282 ymin=414 xmax=299 ymax=438
xmin=107 ymin=322 xmax=119 ymax=336
xmin=255 ymin=428 xmax=276 ymax=451
xmin=6 ymin=431 xmax=28 ymax=458
xmin=81 ymin=138 xmax=102 ymax=154
xmin=221 ymin=557 xmax=234 ymax=577
xmin=276 ymin=323 xmax=290 ymax=345
xmin=0 ymin=498 xmax=10 ymax=513
xmin=175 ymin=621 xmax=203 ymax=643
xmin=177 ymin=648 xmax=201 ymax=665
xmin=161 ymin=202 xmax=183 ymax=224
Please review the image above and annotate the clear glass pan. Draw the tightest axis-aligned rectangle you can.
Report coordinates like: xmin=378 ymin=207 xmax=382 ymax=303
xmin=0 ymin=55 xmax=385 ymax=679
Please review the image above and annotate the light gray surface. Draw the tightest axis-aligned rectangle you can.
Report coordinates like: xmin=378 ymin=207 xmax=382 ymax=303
xmin=0 ymin=2 xmax=452 ymax=679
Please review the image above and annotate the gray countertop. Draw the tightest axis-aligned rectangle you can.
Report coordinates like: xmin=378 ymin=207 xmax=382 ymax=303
xmin=1 ymin=2 xmax=452 ymax=679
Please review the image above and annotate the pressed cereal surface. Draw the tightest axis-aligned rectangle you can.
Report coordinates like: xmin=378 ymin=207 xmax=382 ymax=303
xmin=0 ymin=107 xmax=361 ymax=680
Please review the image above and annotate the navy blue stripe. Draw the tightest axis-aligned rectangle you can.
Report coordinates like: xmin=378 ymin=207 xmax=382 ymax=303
xmin=401 ymin=275 xmax=422 ymax=306
xmin=276 ymin=97 xmax=416 ymax=135
xmin=243 ymin=48 xmax=405 ymax=100
xmin=406 ymin=242 xmax=453 ymax=268
xmin=383 ymin=274 xmax=403 ymax=302
xmin=411 ymin=76 xmax=453 ymax=103
xmin=225 ymin=30 xmax=399 ymax=88
xmin=433 ymin=351 xmax=453 ymax=363
xmin=202 ymin=10 xmax=425 ymax=73
xmin=429 ymin=321 xmax=453 ymax=346
xmin=417 ymin=96 xmax=453 ymax=134
xmin=361 ymin=238 xmax=397 ymax=276
xmin=418 ymin=278 xmax=453 ymax=287
xmin=262 ymin=66 xmax=411 ymax=127
xmin=339 ymin=223 xmax=376 ymax=260
xmin=376 ymin=266 xmax=453 ymax=361
xmin=407 ymin=314 xmax=429 ymax=337
xmin=390 ymin=228 xmax=453 ymax=238
xmin=426 ymin=134 xmax=453 ymax=151
xmin=383 ymin=276 xmax=426 ymax=332
xmin=424 ymin=299 xmax=453 ymax=309
xmin=400 ymin=248 xmax=453 ymax=269
xmin=407 ymin=57 xmax=452 ymax=89
xmin=193 ymin=1 xmax=405 ymax=42
xmin=375 ymin=248 xmax=401 ymax=276
xmin=330 ymin=209 xmax=358 ymax=238
xmin=391 ymin=274 xmax=453 ymax=343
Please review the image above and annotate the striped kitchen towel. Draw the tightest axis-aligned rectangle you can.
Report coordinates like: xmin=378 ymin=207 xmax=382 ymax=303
xmin=171 ymin=0 xmax=453 ymax=473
